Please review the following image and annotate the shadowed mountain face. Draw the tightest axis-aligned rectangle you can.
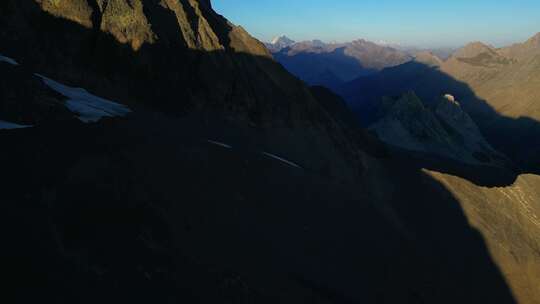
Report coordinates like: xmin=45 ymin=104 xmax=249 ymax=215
xmin=340 ymin=37 xmax=540 ymax=174
xmin=270 ymin=39 xmax=412 ymax=90
xmin=368 ymin=92 xmax=519 ymax=186
xmin=371 ymin=92 xmax=508 ymax=166
xmin=1 ymin=1 xmax=540 ymax=303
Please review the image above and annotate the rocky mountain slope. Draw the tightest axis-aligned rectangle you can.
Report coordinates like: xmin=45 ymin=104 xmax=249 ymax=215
xmin=371 ymin=92 xmax=507 ymax=167
xmin=427 ymin=170 xmax=540 ymax=304
xmin=1 ymin=1 xmax=540 ymax=303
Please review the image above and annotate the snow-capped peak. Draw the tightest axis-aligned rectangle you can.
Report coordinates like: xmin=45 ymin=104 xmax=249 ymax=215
xmin=271 ymin=35 xmax=295 ymax=45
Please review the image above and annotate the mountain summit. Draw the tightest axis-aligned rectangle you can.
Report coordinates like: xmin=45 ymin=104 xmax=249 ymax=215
xmin=451 ymin=41 xmax=497 ymax=58
xmin=271 ymin=35 xmax=295 ymax=45
xmin=527 ymin=32 xmax=540 ymax=45
xmin=267 ymin=35 xmax=295 ymax=51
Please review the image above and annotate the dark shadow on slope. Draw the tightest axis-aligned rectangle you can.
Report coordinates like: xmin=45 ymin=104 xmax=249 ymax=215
xmin=273 ymin=46 xmax=376 ymax=88
xmin=315 ymin=85 xmax=520 ymax=187
xmin=383 ymin=145 xmax=519 ymax=187
xmin=339 ymin=60 xmax=540 ymax=178
xmin=88 ymin=0 xmax=107 ymax=32
xmin=310 ymin=85 xmax=390 ymax=158
xmin=141 ymin=1 xmax=189 ymax=49
xmin=0 ymin=1 xmax=518 ymax=303
xmin=309 ymin=69 xmax=346 ymax=92
xmin=0 ymin=111 xmax=518 ymax=304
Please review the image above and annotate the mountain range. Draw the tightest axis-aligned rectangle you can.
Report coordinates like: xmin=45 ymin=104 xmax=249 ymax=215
xmin=1 ymin=1 xmax=540 ymax=303
xmin=267 ymin=36 xmax=412 ymax=90
xmin=339 ymin=33 xmax=540 ymax=174
xmin=266 ymin=36 xmax=457 ymax=91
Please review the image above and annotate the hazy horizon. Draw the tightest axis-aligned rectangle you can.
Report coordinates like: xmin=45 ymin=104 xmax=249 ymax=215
xmin=213 ymin=0 xmax=540 ymax=49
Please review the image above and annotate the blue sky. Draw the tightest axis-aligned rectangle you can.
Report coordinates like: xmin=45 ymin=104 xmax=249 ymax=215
xmin=213 ymin=0 xmax=540 ymax=48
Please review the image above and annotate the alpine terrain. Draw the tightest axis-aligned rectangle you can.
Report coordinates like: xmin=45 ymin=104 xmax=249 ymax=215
xmin=269 ymin=38 xmax=412 ymax=90
xmin=1 ymin=1 xmax=539 ymax=303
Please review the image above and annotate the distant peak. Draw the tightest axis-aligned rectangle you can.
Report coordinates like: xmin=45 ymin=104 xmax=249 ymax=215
xmin=526 ymin=32 xmax=540 ymax=45
xmin=310 ymin=39 xmax=326 ymax=47
xmin=463 ymin=41 xmax=493 ymax=51
xmin=453 ymin=41 xmax=495 ymax=58
xmin=352 ymin=38 xmax=373 ymax=45
xmin=375 ymin=40 xmax=402 ymax=48
xmin=271 ymin=35 xmax=295 ymax=45
xmin=268 ymin=35 xmax=296 ymax=52
xmin=414 ymin=51 xmax=442 ymax=66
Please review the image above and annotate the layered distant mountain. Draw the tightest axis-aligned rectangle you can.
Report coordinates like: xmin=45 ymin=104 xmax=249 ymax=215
xmin=268 ymin=37 xmax=412 ymax=90
xmin=340 ymin=32 xmax=540 ymax=173
xmin=2 ymin=2 xmax=540 ymax=304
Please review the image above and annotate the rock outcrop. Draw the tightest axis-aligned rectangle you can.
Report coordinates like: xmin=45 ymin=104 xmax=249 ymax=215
xmin=371 ymin=92 xmax=507 ymax=166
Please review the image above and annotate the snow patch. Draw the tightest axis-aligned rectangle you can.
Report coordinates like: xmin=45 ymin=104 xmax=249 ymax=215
xmin=262 ymin=152 xmax=302 ymax=169
xmin=206 ymin=140 xmax=232 ymax=149
xmin=36 ymin=74 xmax=131 ymax=123
xmin=0 ymin=53 xmax=19 ymax=65
xmin=0 ymin=120 xmax=31 ymax=130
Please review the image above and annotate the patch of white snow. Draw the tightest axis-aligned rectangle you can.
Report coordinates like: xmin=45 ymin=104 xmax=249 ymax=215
xmin=0 ymin=120 xmax=31 ymax=130
xmin=206 ymin=140 xmax=232 ymax=149
xmin=262 ymin=152 xmax=302 ymax=169
xmin=36 ymin=74 xmax=131 ymax=123
xmin=0 ymin=53 xmax=19 ymax=65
